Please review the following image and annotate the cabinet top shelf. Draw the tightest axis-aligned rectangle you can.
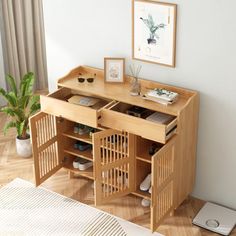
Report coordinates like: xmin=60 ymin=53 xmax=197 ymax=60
xmin=57 ymin=65 xmax=198 ymax=116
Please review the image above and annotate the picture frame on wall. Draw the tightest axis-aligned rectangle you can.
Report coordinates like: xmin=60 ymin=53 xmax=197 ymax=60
xmin=104 ymin=58 xmax=125 ymax=83
xmin=132 ymin=0 xmax=177 ymax=67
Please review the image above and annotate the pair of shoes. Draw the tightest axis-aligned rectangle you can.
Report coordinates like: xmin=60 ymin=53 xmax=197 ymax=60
xmin=74 ymin=141 xmax=92 ymax=151
xmin=117 ymin=175 xmax=128 ymax=187
xmin=149 ymin=143 xmax=160 ymax=155
xmin=141 ymin=198 xmax=151 ymax=207
xmin=73 ymin=157 xmax=93 ymax=170
xmin=140 ymin=173 xmax=151 ymax=192
xmin=74 ymin=124 xmax=93 ymax=135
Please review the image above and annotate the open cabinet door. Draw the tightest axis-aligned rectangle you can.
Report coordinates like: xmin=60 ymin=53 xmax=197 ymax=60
xmin=151 ymin=137 xmax=176 ymax=232
xmin=93 ymin=129 xmax=135 ymax=205
xmin=30 ymin=112 xmax=63 ymax=186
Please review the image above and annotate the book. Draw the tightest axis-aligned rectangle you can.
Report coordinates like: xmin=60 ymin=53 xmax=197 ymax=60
xmin=146 ymin=88 xmax=178 ymax=102
xmin=142 ymin=88 xmax=179 ymax=105
xmin=141 ymin=94 xmax=175 ymax=105
xmin=146 ymin=112 xmax=174 ymax=124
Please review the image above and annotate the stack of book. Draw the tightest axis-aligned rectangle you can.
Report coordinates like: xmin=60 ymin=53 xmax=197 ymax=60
xmin=142 ymin=88 xmax=179 ymax=105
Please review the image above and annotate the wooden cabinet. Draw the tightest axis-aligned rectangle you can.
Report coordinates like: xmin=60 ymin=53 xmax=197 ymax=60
xmin=30 ymin=65 xmax=199 ymax=232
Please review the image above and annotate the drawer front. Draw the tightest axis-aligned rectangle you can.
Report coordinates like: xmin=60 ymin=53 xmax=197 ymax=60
xmin=100 ymin=108 xmax=177 ymax=144
xmin=40 ymin=88 xmax=98 ymax=127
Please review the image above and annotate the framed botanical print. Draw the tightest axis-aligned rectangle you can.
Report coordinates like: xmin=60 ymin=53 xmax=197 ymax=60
xmin=132 ymin=0 xmax=177 ymax=67
xmin=104 ymin=58 xmax=125 ymax=83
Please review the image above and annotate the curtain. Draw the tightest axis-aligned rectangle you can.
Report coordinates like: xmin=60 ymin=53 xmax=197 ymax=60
xmin=0 ymin=0 xmax=48 ymax=90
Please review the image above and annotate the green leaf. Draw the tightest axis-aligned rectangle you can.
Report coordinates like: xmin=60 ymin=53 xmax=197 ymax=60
xmin=1 ymin=107 xmax=15 ymax=116
xmin=30 ymin=103 xmax=40 ymax=116
xmin=3 ymin=121 xmax=16 ymax=135
xmin=29 ymin=95 xmax=40 ymax=107
xmin=25 ymin=73 xmax=35 ymax=95
xmin=20 ymin=72 xmax=34 ymax=97
xmin=7 ymin=92 xmax=18 ymax=106
xmin=1 ymin=72 xmax=38 ymax=138
xmin=6 ymin=75 xmax=17 ymax=96
xmin=16 ymin=120 xmax=25 ymax=137
xmin=28 ymin=95 xmax=40 ymax=115
xmin=1 ymin=91 xmax=18 ymax=107
xmin=0 ymin=88 xmax=8 ymax=102
xmin=18 ymin=95 xmax=30 ymax=109
xmin=1 ymin=107 xmax=25 ymax=121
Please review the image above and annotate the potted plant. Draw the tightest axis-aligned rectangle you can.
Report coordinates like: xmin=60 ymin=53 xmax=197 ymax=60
xmin=140 ymin=14 xmax=165 ymax=45
xmin=0 ymin=72 xmax=40 ymax=158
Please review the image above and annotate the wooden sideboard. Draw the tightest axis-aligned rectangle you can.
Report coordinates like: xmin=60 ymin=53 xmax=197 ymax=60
xmin=30 ymin=65 xmax=199 ymax=232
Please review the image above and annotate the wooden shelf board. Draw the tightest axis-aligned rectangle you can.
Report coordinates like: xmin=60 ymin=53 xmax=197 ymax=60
xmin=132 ymin=189 xmax=151 ymax=200
xmin=63 ymin=163 xmax=94 ymax=180
xmin=136 ymin=149 xmax=153 ymax=163
xmin=63 ymin=130 xmax=93 ymax=144
xmin=64 ymin=148 xmax=93 ymax=162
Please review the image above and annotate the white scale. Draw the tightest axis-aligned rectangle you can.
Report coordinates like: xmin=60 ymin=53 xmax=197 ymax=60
xmin=193 ymin=202 xmax=236 ymax=235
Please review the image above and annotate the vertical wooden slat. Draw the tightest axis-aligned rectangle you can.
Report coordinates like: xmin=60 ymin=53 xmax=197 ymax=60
xmin=151 ymin=137 xmax=176 ymax=232
xmin=30 ymin=112 xmax=62 ymax=186
xmin=94 ymin=129 xmax=135 ymax=205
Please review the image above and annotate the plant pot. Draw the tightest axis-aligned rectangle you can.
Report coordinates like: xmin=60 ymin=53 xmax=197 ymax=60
xmin=147 ymin=38 xmax=156 ymax=44
xmin=16 ymin=136 xmax=32 ymax=158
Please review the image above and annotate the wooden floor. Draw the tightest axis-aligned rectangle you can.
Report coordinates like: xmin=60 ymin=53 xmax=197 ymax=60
xmin=0 ymin=112 xmax=235 ymax=236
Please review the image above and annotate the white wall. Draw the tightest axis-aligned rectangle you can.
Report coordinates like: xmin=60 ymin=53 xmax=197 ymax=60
xmin=43 ymin=0 xmax=236 ymax=209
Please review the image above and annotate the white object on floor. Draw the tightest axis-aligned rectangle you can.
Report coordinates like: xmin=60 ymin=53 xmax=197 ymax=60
xmin=16 ymin=137 xmax=32 ymax=158
xmin=141 ymin=198 xmax=151 ymax=207
xmin=0 ymin=178 xmax=163 ymax=236
xmin=192 ymin=202 xmax=236 ymax=236
xmin=149 ymin=186 xmax=152 ymax=194
xmin=140 ymin=173 xmax=151 ymax=191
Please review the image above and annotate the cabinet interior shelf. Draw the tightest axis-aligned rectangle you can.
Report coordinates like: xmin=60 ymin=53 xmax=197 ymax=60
xmin=136 ymin=154 xmax=152 ymax=164
xmin=132 ymin=189 xmax=151 ymax=200
xmin=64 ymin=148 xmax=93 ymax=162
xmin=63 ymin=162 xmax=94 ymax=180
xmin=63 ymin=130 xmax=93 ymax=144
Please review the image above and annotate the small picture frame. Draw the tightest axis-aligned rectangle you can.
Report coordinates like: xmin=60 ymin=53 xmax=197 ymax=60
xmin=104 ymin=58 xmax=125 ymax=83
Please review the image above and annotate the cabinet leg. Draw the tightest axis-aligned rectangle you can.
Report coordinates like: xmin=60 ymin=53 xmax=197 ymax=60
xmin=170 ymin=210 xmax=174 ymax=217
xmin=69 ymin=171 xmax=74 ymax=179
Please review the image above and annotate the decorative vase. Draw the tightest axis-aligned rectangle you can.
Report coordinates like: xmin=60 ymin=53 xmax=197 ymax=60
xmin=130 ymin=77 xmax=141 ymax=96
xmin=16 ymin=136 xmax=32 ymax=158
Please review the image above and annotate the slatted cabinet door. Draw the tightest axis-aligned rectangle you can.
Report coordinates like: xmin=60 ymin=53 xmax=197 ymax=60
xmin=151 ymin=137 xmax=176 ymax=232
xmin=93 ymin=129 xmax=135 ymax=205
xmin=30 ymin=112 xmax=63 ymax=186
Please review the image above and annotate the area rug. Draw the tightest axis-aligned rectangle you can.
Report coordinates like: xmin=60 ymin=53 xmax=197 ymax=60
xmin=0 ymin=178 xmax=162 ymax=236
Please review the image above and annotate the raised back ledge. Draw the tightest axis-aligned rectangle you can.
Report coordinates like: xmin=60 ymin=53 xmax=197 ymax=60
xmin=57 ymin=65 xmax=198 ymax=116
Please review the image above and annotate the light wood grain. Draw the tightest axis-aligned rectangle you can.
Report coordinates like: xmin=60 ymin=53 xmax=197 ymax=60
xmin=100 ymin=104 xmax=177 ymax=143
xmin=31 ymin=65 xmax=200 ymax=232
xmin=57 ymin=66 xmax=196 ymax=116
xmin=93 ymin=129 xmax=135 ymax=205
xmin=30 ymin=112 xmax=62 ymax=186
xmin=1 ymin=111 xmax=236 ymax=236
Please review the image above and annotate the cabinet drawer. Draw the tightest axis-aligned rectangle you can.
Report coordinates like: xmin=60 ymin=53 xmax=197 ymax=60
xmin=40 ymin=87 xmax=112 ymax=127
xmin=100 ymin=102 xmax=177 ymax=143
